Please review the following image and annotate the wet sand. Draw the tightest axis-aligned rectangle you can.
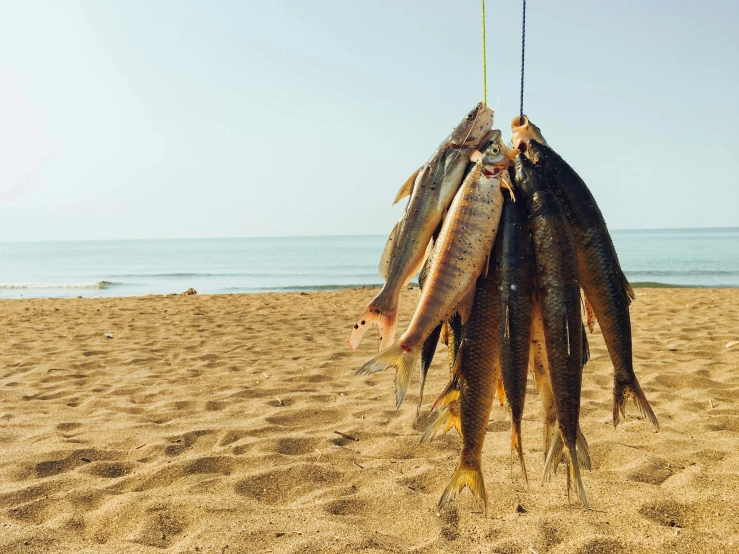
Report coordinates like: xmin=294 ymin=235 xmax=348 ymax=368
xmin=0 ymin=288 xmax=738 ymax=553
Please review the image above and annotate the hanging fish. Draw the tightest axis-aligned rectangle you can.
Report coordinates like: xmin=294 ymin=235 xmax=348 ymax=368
xmin=357 ymin=133 xmax=517 ymax=409
xmin=496 ymin=186 xmax=535 ymax=483
xmin=349 ymin=103 xmax=495 ymax=353
xmin=436 ymin=229 xmax=503 ymax=516
xmin=529 ymin=296 xmax=592 ymax=473
xmin=513 ymin=116 xmax=658 ymax=430
xmin=513 ymin=153 xmax=588 ymax=506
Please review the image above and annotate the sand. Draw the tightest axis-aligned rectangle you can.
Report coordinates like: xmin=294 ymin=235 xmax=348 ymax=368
xmin=0 ymin=288 xmax=737 ymax=553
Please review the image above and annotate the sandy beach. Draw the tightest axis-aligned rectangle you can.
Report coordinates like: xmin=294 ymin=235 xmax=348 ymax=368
xmin=0 ymin=287 xmax=737 ymax=553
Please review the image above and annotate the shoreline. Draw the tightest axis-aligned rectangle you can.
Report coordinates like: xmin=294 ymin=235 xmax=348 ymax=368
xmin=1 ymin=281 xmax=735 ymax=302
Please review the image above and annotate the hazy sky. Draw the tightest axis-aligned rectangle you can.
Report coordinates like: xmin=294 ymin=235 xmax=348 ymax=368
xmin=1 ymin=0 xmax=737 ymax=241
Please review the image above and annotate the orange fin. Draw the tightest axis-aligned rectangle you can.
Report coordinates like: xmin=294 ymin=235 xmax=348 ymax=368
xmin=356 ymin=342 xmax=418 ymax=409
xmin=420 ymin=401 xmax=461 ymax=443
xmin=349 ymin=305 xmax=397 ymax=352
xmin=436 ymin=464 xmax=488 ymax=517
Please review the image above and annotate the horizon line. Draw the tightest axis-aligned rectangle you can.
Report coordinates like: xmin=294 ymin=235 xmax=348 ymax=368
xmin=1 ymin=226 xmax=738 ymax=244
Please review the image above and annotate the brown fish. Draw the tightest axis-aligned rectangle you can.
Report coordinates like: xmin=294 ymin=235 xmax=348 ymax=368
xmin=349 ymin=103 xmax=495 ymax=353
xmin=357 ymin=134 xmax=516 ymax=409
xmin=514 ymin=154 xmax=588 ymax=506
xmin=517 ymin=124 xmax=657 ymax=430
xmin=529 ymin=297 xmax=592 ymax=472
xmin=436 ymin=242 xmax=502 ymax=516
xmin=496 ymin=187 xmax=535 ymax=483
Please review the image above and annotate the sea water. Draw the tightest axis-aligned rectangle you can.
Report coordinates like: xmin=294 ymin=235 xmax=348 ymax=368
xmin=1 ymin=228 xmax=737 ymax=299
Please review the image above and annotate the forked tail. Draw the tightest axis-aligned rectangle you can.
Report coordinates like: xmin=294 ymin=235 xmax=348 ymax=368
xmin=349 ymin=304 xmax=398 ymax=353
xmin=544 ymin=425 xmax=592 ymax=475
xmin=436 ymin=463 xmax=488 ymax=516
xmin=420 ymin=402 xmax=461 ymax=443
xmin=432 ymin=379 xmax=460 ymax=412
xmin=613 ymin=375 xmax=658 ymax=430
xmin=543 ymin=431 xmax=588 ymax=507
xmin=356 ymin=342 xmax=418 ymax=409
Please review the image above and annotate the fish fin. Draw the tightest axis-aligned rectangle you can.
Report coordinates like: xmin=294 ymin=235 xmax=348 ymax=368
xmin=356 ymin=342 xmax=418 ymax=409
xmin=440 ymin=320 xmax=449 ymax=345
xmin=456 ymin=287 xmax=477 ymax=324
xmin=436 ymin=463 xmax=488 ymax=517
xmin=613 ymin=375 xmax=659 ymax=430
xmin=349 ymin=305 xmax=398 ymax=352
xmin=564 ymin=442 xmax=588 ymax=507
xmin=512 ymin=420 xmax=529 ymax=486
xmin=500 ymin=170 xmax=516 ymax=202
xmin=542 ymin=429 xmax=564 ymax=483
xmin=418 ymin=324 xmax=443 ymax=411
xmin=393 ymin=167 xmax=420 ymax=205
xmin=378 ymin=222 xmax=399 ymax=281
xmin=431 ymin=339 xmax=466 ymax=411
xmin=451 ymin=339 xmax=466 ymax=378
xmin=420 ymin=402 xmax=460 ymax=443
xmin=432 ymin=380 xmax=460 ymax=411
xmin=544 ymin=432 xmax=589 ymax=507
xmin=584 ymin=293 xmax=597 ymax=332
xmin=496 ymin=378 xmax=506 ymax=408
xmin=620 ymin=270 xmax=635 ymax=305
xmin=576 ymin=426 xmax=592 ymax=471
xmin=543 ymin=419 xmax=554 ymax=464
xmin=581 ymin=323 xmax=590 ymax=366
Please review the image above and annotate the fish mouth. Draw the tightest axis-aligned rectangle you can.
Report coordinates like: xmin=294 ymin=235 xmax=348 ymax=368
xmin=511 ymin=115 xmax=529 ymax=129
xmin=510 ymin=115 xmax=529 ymax=151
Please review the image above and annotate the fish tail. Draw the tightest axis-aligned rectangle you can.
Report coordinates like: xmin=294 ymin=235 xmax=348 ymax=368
xmin=420 ymin=404 xmax=460 ymax=443
xmin=511 ymin=420 xmax=529 ymax=485
xmin=613 ymin=376 xmax=658 ymax=430
xmin=349 ymin=304 xmax=398 ymax=352
xmin=357 ymin=342 xmax=418 ymax=409
xmin=542 ymin=429 xmax=564 ymax=483
xmin=543 ymin=413 xmax=557 ymax=464
xmin=436 ymin=463 xmax=488 ymax=517
xmin=431 ymin=344 xmax=464 ymax=411
xmin=576 ymin=425 xmax=592 ymax=471
xmin=432 ymin=383 xmax=460 ymax=412
xmin=563 ymin=441 xmax=589 ymax=507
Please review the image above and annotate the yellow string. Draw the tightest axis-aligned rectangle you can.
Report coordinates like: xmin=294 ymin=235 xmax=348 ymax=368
xmin=482 ymin=0 xmax=487 ymax=105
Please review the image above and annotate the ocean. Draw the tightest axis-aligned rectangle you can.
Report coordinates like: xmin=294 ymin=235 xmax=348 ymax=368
xmin=1 ymin=228 xmax=738 ymax=299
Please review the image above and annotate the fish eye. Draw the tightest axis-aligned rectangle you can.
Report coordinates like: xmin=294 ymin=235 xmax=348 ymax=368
xmin=466 ymin=113 xmax=475 ymax=121
xmin=491 ymin=145 xmax=500 ymax=155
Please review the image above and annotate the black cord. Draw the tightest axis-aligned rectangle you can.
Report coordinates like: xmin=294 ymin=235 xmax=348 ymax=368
xmin=519 ymin=0 xmax=526 ymax=122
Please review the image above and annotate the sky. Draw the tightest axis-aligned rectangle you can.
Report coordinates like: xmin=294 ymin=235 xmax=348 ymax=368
xmin=0 ymin=0 xmax=737 ymax=241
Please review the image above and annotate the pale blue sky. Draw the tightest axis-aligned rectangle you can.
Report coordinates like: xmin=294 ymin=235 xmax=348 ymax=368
xmin=1 ymin=0 xmax=737 ymax=241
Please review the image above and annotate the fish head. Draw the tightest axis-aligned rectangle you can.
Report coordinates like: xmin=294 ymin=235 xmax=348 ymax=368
xmin=450 ymin=103 xmax=496 ymax=148
xmin=479 ymin=131 xmax=520 ymax=169
xmin=510 ymin=114 xmax=547 ymax=152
